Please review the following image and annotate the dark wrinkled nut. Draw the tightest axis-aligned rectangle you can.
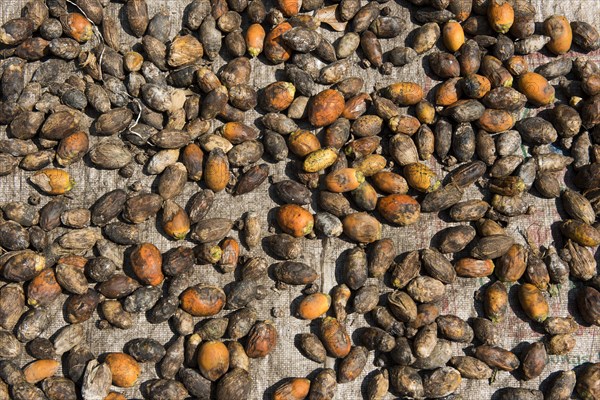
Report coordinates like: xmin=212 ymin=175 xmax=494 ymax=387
xmin=298 ymin=333 xmax=327 ymax=363
xmin=126 ymin=338 xmax=166 ymax=363
xmin=413 ymin=323 xmax=437 ymax=359
xmin=436 ymin=315 xmax=473 ymax=342
xmin=521 ymin=342 xmax=547 ymax=380
xmin=421 ymin=184 xmax=463 ymax=212
xmin=225 ymin=280 xmax=266 ymax=310
xmin=472 ymin=317 xmax=500 ymax=346
xmin=99 ymin=274 xmax=141 ymax=299
xmin=196 ymin=318 xmax=229 ymax=341
xmin=27 ymin=337 xmax=56 ymax=360
xmin=496 ymin=388 xmax=543 ymax=400
xmin=65 ymin=290 xmax=101 ymax=324
xmin=406 ymin=275 xmax=445 ymax=303
xmin=42 ymin=376 xmax=77 ymax=399
xmin=52 ymin=323 xmax=84 ymax=356
xmin=389 ymin=366 xmax=424 ymax=398
xmin=577 ymin=286 xmax=600 ymax=326
xmin=368 ymin=238 xmax=395 ymax=277
xmin=423 ymin=367 xmax=461 ymax=398
xmin=308 ymin=368 xmax=336 ymax=400
xmin=546 ymin=370 xmax=577 ymax=400
xmin=155 ymin=336 xmax=185 ymax=380
xmin=390 ymin=250 xmax=420 ymax=289
xmin=387 ymin=290 xmax=417 ymax=323
xmin=123 ymin=287 xmax=161 ymax=314
xmin=148 ymin=296 xmax=179 ymax=324
xmin=471 ymin=235 xmax=514 ymax=259
xmin=360 ymin=327 xmax=395 ymax=352
xmin=421 ymin=248 xmax=456 ymax=284
xmin=215 ymin=368 xmax=250 ymax=399
xmin=450 ymin=356 xmax=492 ymax=379
xmin=474 ymin=345 xmax=520 ymax=371
xmin=85 ymin=257 xmax=116 ymax=283
xmin=547 ymin=334 xmax=576 ymax=355
xmin=16 ymin=307 xmax=51 ymax=342
xmin=55 ymin=262 xmax=88 ymax=295
xmin=437 ymin=225 xmax=476 ymax=253
xmin=123 ymin=193 xmax=163 ymax=224
xmin=143 ymin=379 xmax=188 ymax=400
xmin=177 ymin=368 xmax=210 ymax=399
xmin=81 ymin=359 xmax=111 ymax=400
xmin=390 ymin=337 xmax=415 ymax=366
xmin=338 ymin=346 xmax=368 ymax=383
xmin=264 ymin=234 xmax=302 ymax=259
xmin=275 ymin=179 xmax=312 ymax=205
xmin=0 ymin=331 xmax=21 ymax=359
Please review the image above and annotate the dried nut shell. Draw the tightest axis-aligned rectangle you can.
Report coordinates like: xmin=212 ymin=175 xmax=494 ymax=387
xmin=577 ymin=286 xmax=600 ymax=326
xmin=544 ymin=15 xmax=572 ymax=55
xmin=443 ymin=20 xmax=465 ymax=52
xmin=24 ymin=359 xmax=60 ymax=384
xmin=437 ymin=225 xmax=476 ymax=253
xmin=474 ymin=344 xmax=520 ymax=371
xmin=308 ymin=89 xmax=345 ymax=127
xmin=264 ymin=234 xmax=302 ymax=260
xmin=338 ymin=346 xmax=368 ymax=383
xmin=104 ymin=353 xmax=140 ymax=388
xmin=264 ymin=22 xmax=293 ymax=64
xmin=389 ymin=366 xmax=424 ymax=398
xmin=197 ymin=341 xmax=229 ymax=381
xmin=180 ymin=285 xmax=226 ymax=317
xmin=423 ymin=367 xmax=462 ymax=398
xmin=429 ymin=52 xmax=460 ymax=79
xmin=435 ymin=314 xmax=473 ymax=343
xmin=487 ymin=0 xmax=514 ymax=34
xmin=377 ymin=194 xmax=420 ymax=226
xmin=389 ymin=133 xmax=419 ymax=166
xmin=560 ymin=219 xmax=600 ymax=247
xmin=245 ymin=320 xmax=277 ymax=358
xmin=413 ymin=22 xmax=440 ymax=54
xmin=518 ymin=283 xmax=549 ymax=323
xmin=572 ymin=21 xmax=600 ymax=51
xmin=298 ymin=333 xmax=326 ymax=363
xmin=342 ymin=212 xmax=381 ymax=244
xmin=297 ymin=293 xmax=330 ymax=320
xmin=389 ymin=251 xmax=420 ymax=290
xmin=576 ymin=363 xmax=600 ymax=399
xmin=168 ymin=35 xmax=203 ymax=67
xmin=216 ymin=368 xmax=251 ymax=399
xmin=518 ymin=72 xmax=555 ymax=106
xmin=30 ymin=169 xmax=74 ymax=195
xmin=130 ymin=243 xmax=164 ymax=286
xmin=383 ymin=82 xmax=424 ymax=106
xmin=471 ymin=234 xmax=514 ymax=259
xmin=450 ymin=356 xmax=492 ymax=379
xmin=404 ymin=163 xmax=440 ymax=193
xmin=273 ymin=378 xmax=311 ymax=400
xmin=545 ymin=370 xmax=576 ymax=400
xmin=273 ymin=261 xmax=318 ymax=285
xmin=126 ymin=0 xmax=149 ymax=37
xmin=319 ymin=317 xmax=351 ymax=358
